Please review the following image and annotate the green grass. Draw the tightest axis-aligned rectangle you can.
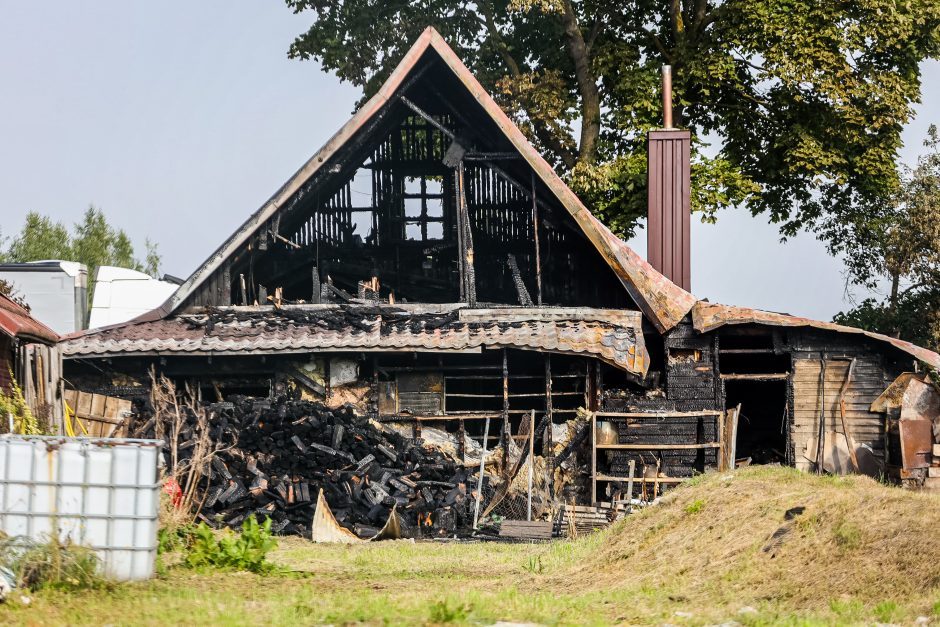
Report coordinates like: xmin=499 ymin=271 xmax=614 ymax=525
xmin=0 ymin=536 xmax=927 ymax=626
xmin=2 ymin=467 xmax=938 ymax=625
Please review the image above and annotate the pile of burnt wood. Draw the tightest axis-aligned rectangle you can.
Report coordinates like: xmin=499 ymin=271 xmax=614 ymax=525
xmin=140 ymin=396 xmax=472 ymax=538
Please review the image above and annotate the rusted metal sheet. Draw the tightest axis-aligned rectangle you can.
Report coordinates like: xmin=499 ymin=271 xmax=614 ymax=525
xmin=0 ymin=293 xmax=59 ymax=344
xmin=60 ymin=305 xmax=650 ymax=376
xmin=871 ymin=373 xmax=940 ymax=421
xmin=647 ymin=129 xmax=691 ymax=292
xmin=692 ymin=301 xmax=940 ymax=369
xmin=899 ymin=419 xmax=932 ymax=470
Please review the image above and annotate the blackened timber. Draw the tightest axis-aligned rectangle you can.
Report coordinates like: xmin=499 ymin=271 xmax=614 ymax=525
xmin=456 ymin=161 xmax=476 ymax=306
xmin=311 ymin=268 xmax=321 ymax=304
xmin=501 ymin=349 xmax=509 ymax=462
xmin=399 ymin=95 xmax=456 ymax=141
xmin=506 ymin=254 xmax=533 ymax=306
xmin=531 ymin=171 xmax=543 ymax=305
xmin=544 ymin=354 xmax=554 ymax=499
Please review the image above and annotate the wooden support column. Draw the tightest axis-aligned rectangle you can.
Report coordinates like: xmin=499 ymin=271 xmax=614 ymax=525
xmin=591 ymin=410 xmax=597 ymax=506
xmin=531 ymin=171 xmax=543 ymax=305
xmin=455 ymin=161 xmax=476 ymax=306
xmin=544 ymin=354 xmax=554 ymax=499
xmin=501 ymin=349 xmax=509 ymax=465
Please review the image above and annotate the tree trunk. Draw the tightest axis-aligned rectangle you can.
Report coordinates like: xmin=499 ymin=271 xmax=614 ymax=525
xmin=889 ymin=272 xmax=901 ymax=338
xmin=560 ymin=1 xmax=601 ymax=165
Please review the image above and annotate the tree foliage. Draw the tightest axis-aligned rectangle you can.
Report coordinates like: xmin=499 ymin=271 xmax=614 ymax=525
xmin=834 ymin=126 xmax=940 ymax=350
xmin=286 ymin=0 xmax=940 ymax=240
xmin=2 ymin=206 xmax=162 ymax=283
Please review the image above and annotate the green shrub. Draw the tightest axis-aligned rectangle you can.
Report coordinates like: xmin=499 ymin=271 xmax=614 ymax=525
xmin=0 ymin=372 xmax=40 ymax=435
xmin=0 ymin=535 xmax=105 ymax=591
xmin=684 ymin=499 xmax=705 ymax=515
xmin=181 ymin=517 xmax=278 ymax=574
xmin=428 ymin=599 xmax=469 ymax=623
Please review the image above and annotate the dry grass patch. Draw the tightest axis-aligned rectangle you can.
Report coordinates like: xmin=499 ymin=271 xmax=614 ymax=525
xmin=564 ymin=465 xmax=940 ymax=619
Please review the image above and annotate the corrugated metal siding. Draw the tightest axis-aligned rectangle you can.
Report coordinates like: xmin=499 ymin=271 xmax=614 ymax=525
xmin=791 ymin=355 xmax=888 ymax=471
xmin=647 ymin=129 xmax=691 ymax=291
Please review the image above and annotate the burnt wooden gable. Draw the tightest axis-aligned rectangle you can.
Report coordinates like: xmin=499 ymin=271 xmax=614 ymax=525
xmin=179 ymin=50 xmax=632 ymax=311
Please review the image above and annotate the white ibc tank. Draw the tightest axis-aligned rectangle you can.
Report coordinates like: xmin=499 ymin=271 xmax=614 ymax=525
xmin=0 ymin=436 xmax=162 ymax=581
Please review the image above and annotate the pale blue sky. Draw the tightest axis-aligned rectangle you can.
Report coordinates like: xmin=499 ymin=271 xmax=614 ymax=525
xmin=0 ymin=3 xmax=936 ymax=320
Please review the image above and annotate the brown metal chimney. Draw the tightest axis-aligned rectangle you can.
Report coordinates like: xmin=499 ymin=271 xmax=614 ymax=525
xmin=647 ymin=65 xmax=692 ymax=291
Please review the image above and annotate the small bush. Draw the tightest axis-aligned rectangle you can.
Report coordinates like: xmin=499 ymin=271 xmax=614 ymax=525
xmin=0 ymin=536 xmax=105 ymax=591
xmin=684 ymin=499 xmax=705 ymax=515
xmin=428 ymin=599 xmax=469 ymax=623
xmin=181 ymin=517 xmax=278 ymax=574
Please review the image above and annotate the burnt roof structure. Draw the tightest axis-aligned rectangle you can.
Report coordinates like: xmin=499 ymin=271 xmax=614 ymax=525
xmin=61 ymin=28 xmax=940 ymax=503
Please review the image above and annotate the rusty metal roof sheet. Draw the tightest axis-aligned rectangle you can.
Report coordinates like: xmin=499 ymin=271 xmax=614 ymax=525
xmin=61 ymin=305 xmax=649 ymax=375
xmin=153 ymin=27 xmax=694 ymax=334
xmin=0 ymin=294 xmax=59 ymax=344
xmin=692 ymin=301 xmax=940 ymax=369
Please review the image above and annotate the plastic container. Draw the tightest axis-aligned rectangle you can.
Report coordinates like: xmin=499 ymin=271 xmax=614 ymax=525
xmin=0 ymin=435 xmax=162 ymax=580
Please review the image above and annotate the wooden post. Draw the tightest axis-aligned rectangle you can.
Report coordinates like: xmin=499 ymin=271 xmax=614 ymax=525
xmin=458 ymin=418 xmax=466 ymax=463
xmin=626 ymin=459 xmax=635 ymax=504
xmin=531 ymin=171 xmax=543 ymax=305
xmin=455 ymin=169 xmax=466 ymax=302
xmin=456 ymin=161 xmax=476 ymax=306
xmin=527 ymin=408 xmax=535 ymax=521
xmin=473 ymin=414 xmax=491 ymax=529
xmin=591 ymin=411 xmax=597 ymax=506
xmin=311 ymin=267 xmax=321 ymax=304
xmin=501 ymin=350 xmax=510 ymax=467
xmin=544 ymin=355 xmax=554 ymax=498
xmin=816 ymin=356 xmax=827 ymax=474
xmin=729 ymin=403 xmax=741 ymax=470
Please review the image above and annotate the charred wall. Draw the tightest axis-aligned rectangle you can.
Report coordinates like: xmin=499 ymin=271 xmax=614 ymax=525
xmin=786 ymin=329 xmax=900 ymax=473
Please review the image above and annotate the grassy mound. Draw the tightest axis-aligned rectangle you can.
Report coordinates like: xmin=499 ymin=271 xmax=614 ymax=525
xmin=560 ymin=465 xmax=940 ymax=621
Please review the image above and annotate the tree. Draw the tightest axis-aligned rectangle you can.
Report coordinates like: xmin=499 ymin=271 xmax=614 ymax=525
xmin=3 ymin=207 xmax=163 ymax=288
xmin=6 ymin=213 xmax=72 ymax=262
xmin=834 ymin=126 xmax=940 ymax=350
xmin=286 ymin=0 xmax=940 ymax=242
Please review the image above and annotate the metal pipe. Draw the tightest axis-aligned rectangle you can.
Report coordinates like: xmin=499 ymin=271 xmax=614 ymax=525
xmin=662 ymin=65 xmax=673 ymax=129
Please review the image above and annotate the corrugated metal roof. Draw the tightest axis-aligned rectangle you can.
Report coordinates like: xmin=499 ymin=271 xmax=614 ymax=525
xmin=150 ymin=26 xmax=694 ymax=333
xmin=61 ymin=305 xmax=649 ymax=375
xmin=0 ymin=293 xmax=59 ymax=344
xmin=692 ymin=301 xmax=940 ymax=369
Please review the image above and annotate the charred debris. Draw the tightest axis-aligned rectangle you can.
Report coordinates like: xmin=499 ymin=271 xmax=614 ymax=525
xmin=61 ymin=28 xmax=940 ymax=539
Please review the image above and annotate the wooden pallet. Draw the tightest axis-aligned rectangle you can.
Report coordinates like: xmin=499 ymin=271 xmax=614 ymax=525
xmin=557 ymin=503 xmax=627 ymax=536
xmin=63 ymin=389 xmax=132 ymax=438
xmin=499 ymin=519 xmax=554 ymax=540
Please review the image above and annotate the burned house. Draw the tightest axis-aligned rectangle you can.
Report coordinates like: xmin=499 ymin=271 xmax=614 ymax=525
xmin=61 ymin=28 xmax=940 ymax=508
